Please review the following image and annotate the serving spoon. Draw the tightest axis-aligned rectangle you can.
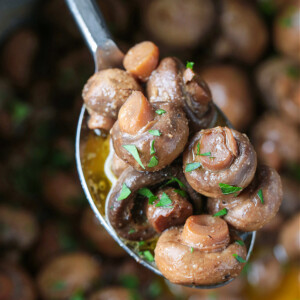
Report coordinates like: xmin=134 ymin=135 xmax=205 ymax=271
xmin=65 ymin=0 xmax=256 ymax=289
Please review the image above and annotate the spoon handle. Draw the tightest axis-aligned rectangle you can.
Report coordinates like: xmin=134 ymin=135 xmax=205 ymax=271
xmin=65 ymin=0 xmax=124 ymax=71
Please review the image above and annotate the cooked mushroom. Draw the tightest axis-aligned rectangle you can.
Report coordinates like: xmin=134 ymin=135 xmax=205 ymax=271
xmin=256 ymin=57 xmax=300 ymax=125
xmin=183 ymin=127 xmax=257 ymax=198
xmin=0 ymin=205 xmax=39 ymax=250
xmin=147 ymin=57 xmax=217 ymax=132
xmin=107 ymin=166 xmax=201 ymax=241
xmin=0 ymin=262 xmax=36 ymax=300
xmin=146 ymin=187 xmax=193 ymax=233
xmin=112 ymin=91 xmax=189 ymax=172
xmin=279 ymin=213 xmax=300 ymax=260
xmin=155 ymin=215 xmax=247 ymax=285
xmin=37 ymin=252 xmax=101 ymax=300
xmin=142 ymin=0 xmax=215 ymax=49
xmin=274 ymin=2 xmax=300 ymax=63
xmin=82 ymin=69 xmax=142 ymax=131
xmin=200 ymin=64 xmax=254 ymax=131
xmin=89 ymin=287 xmax=132 ymax=300
xmin=251 ymin=114 xmax=299 ymax=170
xmin=207 ymin=165 xmax=283 ymax=231
xmin=214 ymin=0 xmax=268 ymax=64
xmin=111 ymin=153 xmax=129 ymax=178
xmin=80 ymin=207 xmax=125 ymax=257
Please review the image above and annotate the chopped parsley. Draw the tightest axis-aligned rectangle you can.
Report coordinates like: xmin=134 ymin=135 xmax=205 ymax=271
xmin=148 ymin=129 xmax=161 ymax=136
xmin=235 ymin=240 xmax=245 ymax=246
xmin=128 ymin=228 xmax=136 ymax=234
xmin=163 ymin=177 xmax=186 ymax=189
xmin=140 ymin=250 xmax=154 ymax=262
xmin=257 ymin=189 xmax=264 ymax=204
xmin=52 ymin=281 xmax=66 ymax=291
xmin=199 ymin=152 xmax=211 ymax=156
xmin=120 ymin=274 xmax=139 ymax=289
xmin=185 ymin=162 xmax=202 ymax=172
xmin=286 ymin=65 xmax=300 ymax=79
xmin=196 ymin=143 xmax=200 ymax=155
xmin=123 ymin=145 xmax=145 ymax=169
xmin=233 ymin=253 xmax=247 ymax=263
xmin=190 ymin=247 xmax=194 ymax=253
xmin=186 ymin=61 xmax=194 ymax=70
xmin=150 ymin=140 xmax=156 ymax=155
xmin=138 ymin=188 xmax=158 ymax=204
xmin=155 ymin=192 xmax=172 ymax=208
xmin=70 ymin=291 xmax=84 ymax=300
xmin=138 ymin=241 xmax=146 ymax=246
xmin=213 ymin=208 xmax=228 ymax=217
xmin=174 ymin=189 xmax=187 ymax=197
xmin=118 ymin=183 xmax=131 ymax=201
xmin=148 ymin=156 xmax=158 ymax=168
xmin=219 ymin=183 xmax=242 ymax=195
xmin=155 ymin=109 xmax=166 ymax=115
xmin=147 ymin=280 xmax=163 ymax=298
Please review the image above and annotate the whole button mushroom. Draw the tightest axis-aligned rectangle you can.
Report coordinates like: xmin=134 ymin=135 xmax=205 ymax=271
xmin=251 ymin=114 xmax=299 ymax=170
xmin=37 ymin=252 xmax=101 ymax=300
xmin=200 ymin=65 xmax=254 ymax=131
xmin=0 ymin=205 xmax=39 ymax=250
xmin=274 ymin=2 xmax=300 ymax=63
xmin=147 ymin=57 xmax=217 ymax=132
xmin=146 ymin=187 xmax=193 ymax=233
xmin=279 ymin=213 xmax=300 ymax=260
xmin=154 ymin=215 xmax=247 ymax=285
xmin=183 ymin=127 xmax=257 ymax=198
xmin=107 ymin=166 xmax=201 ymax=241
xmin=88 ymin=287 xmax=132 ymax=300
xmin=82 ymin=69 xmax=142 ymax=131
xmin=112 ymin=91 xmax=189 ymax=172
xmin=80 ymin=208 xmax=125 ymax=257
xmin=143 ymin=0 xmax=215 ymax=49
xmin=0 ymin=262 xmax=36 ymax=300
xmin=214 ymin=0 xmax=268 ymax=64
xmin=207 ymin=165 xmax=283 ymax=232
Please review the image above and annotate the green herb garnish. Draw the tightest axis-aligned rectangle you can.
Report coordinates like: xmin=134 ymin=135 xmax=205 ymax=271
xmin=123 ymin=145 xmax=145 ymax=169
xmin=235 ymin=240 xmax=245 ymax=246
xmin=286 ymin=65 xmax=300 ymax=79
xmin=148 ymin=156 xmax=158 ymax=168
xmin=118 ymin=183 xmax=131 ymax=201
xmin=140 ymin=250 xmax=154 ymax=262
xmin=233 ymin=253 xmax=247 ymax=263
xmin=70 ymin=291 xmax=84 ymax=300
xmin=186 ymin=61 xmax=194 ymax=70
xmin=213 ymin=208 xmax=228 ymax=217
xmin=148 ymin=129 xmax=161 ymax=136
xmin=148 ymin=280 xmax=163 ymax=298
xmin=163 ymin=177 xmax=186 ymax=189
xmin=139 ymin=241 xmax=146 ymax=246
xmin=219 ymin=183 xmax=242 ymax=195
xmin=257 ymin=189 xmax=264 ymax=204
xmin=52 ymin=281 xmax=66 ymax=291
xmin=174 ymin=189 xmax=187 ymax=197
xmin=150 ymin=140 xmax=156 ymax=155
xmin=199 ymin=152 xmax=211 ymax=156
xmin=190 ymin=247 xmax=194 ymax=253
xmin=155 ymin=192 xmax=172 ymax=208
xmin=128 ymin=228 xmax=136 ymax=234
xmin=185 ymin=162 xmax=202 ymax=172
xmin=120 ymin=274 xmax=139 ymax=289
xmin=155 ymin=109 xmax=166 ymax=115
xmin=138 ymin=187 xmax=158 ymax=204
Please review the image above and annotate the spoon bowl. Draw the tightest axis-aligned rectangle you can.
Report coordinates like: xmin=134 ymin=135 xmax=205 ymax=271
xmin=67 ymin=0 xmax=256 ymax=289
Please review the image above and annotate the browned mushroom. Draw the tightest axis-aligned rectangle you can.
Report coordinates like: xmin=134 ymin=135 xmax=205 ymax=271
xmin=112 ymin=92 xmax=189 ymax=172
xmin=251 ymin=114 xmax=299 ymax=170
xmin=0 ymin=205 xmax=39 ymax=250
xmin=142 ymin=0 xmax=215 ymax=49
xmin=200 ymin=65 xmax=254 ymax=131
xmin=147 ymin=57 xmax=217 ymax=132
xmin=155 ymin=215 xmax=247 ymax=285
xmin=82 ymin=69 xmax=142 ymax=131
xmin=107 ymin=166 xmax=201 ymax=241
xmin=207 ymin=165 xmax=283 ymax=231
xmin=183 ymin=127 xmax=257 ymax=198
xmin=256 ymin=57 xmax=300 ymax=125
xmin=274 ymin=2 xmax=300 ymax=63
xmin=80 ymin=207 xmax=125 ymax=257
xmin=37 ymin=252 xmax=101 ymax=300
xmin=88 ymin=287 xmax=132 ymax=300
xmin=146 ymin=187 xmax=193 ymax=233
xmin=279 ymin=213 xmax=300 ymax=260
xmin=214 ymin=0 xmax=268 ymax=64
xmin=0 ymin=262 xmax=36 ymax=300
xmin=111 ymin=153 xmax=129 ymax=178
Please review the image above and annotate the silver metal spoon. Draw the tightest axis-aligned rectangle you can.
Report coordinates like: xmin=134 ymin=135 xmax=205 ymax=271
xmin=66 ymin=0 xmax=256 ymax=289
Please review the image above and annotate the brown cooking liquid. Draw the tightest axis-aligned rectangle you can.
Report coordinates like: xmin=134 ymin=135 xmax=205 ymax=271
xmin=81 ymin=109 xmax=229 ymax=259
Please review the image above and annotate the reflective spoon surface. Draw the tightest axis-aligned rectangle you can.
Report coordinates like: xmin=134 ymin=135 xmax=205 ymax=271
xmin=65 ymin=0 xmax=256 ymax=289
